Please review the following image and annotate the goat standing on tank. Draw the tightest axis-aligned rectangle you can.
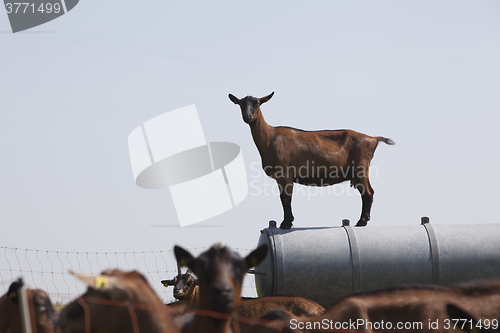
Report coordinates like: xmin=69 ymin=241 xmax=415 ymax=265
xmin=229 ymin=92 xmax=394 ymax=229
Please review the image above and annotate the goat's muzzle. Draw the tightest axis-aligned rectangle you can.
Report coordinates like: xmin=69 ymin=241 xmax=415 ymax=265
xmin=243 ymin=114 xmax=253 ymax=124
xmin=173 ymin=287 xmax=186 ymax=300
xmin=210 ymin=284 xmax=235 ymax=313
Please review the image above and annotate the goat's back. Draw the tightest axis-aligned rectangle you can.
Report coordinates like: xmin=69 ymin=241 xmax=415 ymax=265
xmin=296 ymin=282 xmax=500 ymax=333
xmin=239 ymin=296 xmax=324 ymax=318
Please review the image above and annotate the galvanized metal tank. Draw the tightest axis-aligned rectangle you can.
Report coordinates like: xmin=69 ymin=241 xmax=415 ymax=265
xmin=254 ymin=219 xmax=500 ymax=308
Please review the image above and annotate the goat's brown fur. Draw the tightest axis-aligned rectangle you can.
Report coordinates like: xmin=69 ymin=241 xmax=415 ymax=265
xmin=58 ymin=269 xmax=177 ymax=333
xmin=163 ymin=272 xmax=323 ymax=318
xmin=229 ymin=92 xmax=394 ymax=228
xmin=239 ymin=296 xmax=324 ymax=318
xmin=0 ymin=280 xmax=58 ymax=333
xmin=261 ymin=281 xmax=500 ymax=333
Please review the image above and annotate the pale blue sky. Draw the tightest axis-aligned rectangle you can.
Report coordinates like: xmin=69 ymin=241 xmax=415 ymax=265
xmin=1 ymin=0 xmax=499 ymax=257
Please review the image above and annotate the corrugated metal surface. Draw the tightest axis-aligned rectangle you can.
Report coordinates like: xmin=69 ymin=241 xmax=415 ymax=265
xmin=255 ymin=222 xmax=500 ymax=308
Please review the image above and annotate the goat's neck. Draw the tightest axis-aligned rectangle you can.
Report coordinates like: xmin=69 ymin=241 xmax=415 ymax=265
xmin=186 ymin=296 xmax=235 ymax=333
xmin=183 ymin=286 xmax=199 ymax=311
xmin=0 ymin=298 xmax=10 ymax=332
xmin=249 ymin=112 xmax=273 ymax=158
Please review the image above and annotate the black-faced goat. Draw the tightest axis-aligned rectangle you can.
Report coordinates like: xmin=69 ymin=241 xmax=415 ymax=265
xmin=162 ymin=267 xmax=324 ymax=318
xmin=229 ymin=92 xmax=394 ymax=228
xmin=174 ymin=244 xmax=268 ymax=333
xmin=162 ymin=266 xmax=199 ymax=310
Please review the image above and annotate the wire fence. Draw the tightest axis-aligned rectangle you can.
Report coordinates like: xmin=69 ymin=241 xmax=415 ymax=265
xmin=0 ymin=245 xmax=258 ymax=304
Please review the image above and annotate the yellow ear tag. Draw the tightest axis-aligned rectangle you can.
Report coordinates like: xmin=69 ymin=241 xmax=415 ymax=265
xmin=95 ymin=277 xmax=108 ymax=289
xmin=8 ymin=292 xmax=16 ymax=299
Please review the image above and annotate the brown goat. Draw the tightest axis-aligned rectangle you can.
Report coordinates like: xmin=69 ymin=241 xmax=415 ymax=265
xmin=0 ymin=279 xmax=58 ymax=333
xmin=229 ymin=92 xmax=394 ymax=228
xmin=162 ymin=269 xmax=324 ymax=318
xmin=174 ymin=244 xmax=268 ymax=333
xmin=261 ymin=281 xmax=500 ymax=333
xmin=58 ymin=269 xmax=177 ymax=333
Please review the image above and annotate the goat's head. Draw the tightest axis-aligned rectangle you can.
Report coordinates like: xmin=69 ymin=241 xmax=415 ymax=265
xmin=174 ymin=244 xmax=267 ymax=314
xmin=58 ymin=269 xmax=174 ymax=333
xmin=161 ymin=267 xmax=197 ymax=301
xmin=228 ymin=92 xmax=274 ymax=124
xmin=1 ymin=279 xmax=59 ymax=333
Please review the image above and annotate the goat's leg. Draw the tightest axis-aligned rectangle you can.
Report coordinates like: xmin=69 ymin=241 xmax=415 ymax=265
xmin=278 ymin=180 xmax=294 ymax=229
xmin=355 ymin=179 xmax=374 ymax=227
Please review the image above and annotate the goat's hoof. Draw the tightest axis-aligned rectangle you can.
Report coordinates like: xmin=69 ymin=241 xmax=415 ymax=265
xmin=279 ymin=221 xmax=293 ymax=229
xmin=355 ymin=220 xmax=368 ymax=227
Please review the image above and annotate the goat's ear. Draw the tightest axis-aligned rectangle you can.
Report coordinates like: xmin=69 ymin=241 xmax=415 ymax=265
xmin=7 ymin=280 xmax=21 ymax=304
xmin=244 ymin=244 xmax=268 ymax=269
xmin=228 ymin=94 xmax=240 ymax=105
xmin=72 ymin=271 xmax=119 ymax=291
xmin=161 ymin=277 xmax=178 ymax=287
xmin=259 ymin=92 xmax=274 ymax=105
xmin=174 ymin=246 xmax=195 ymax=270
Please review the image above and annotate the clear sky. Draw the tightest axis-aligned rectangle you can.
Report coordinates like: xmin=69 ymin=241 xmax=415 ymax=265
xmin=1 ymin=0 xmax=499 ymax=257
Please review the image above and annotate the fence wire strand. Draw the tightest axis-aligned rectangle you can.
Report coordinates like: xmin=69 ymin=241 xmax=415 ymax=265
xmin=0 ymin=246 xmax=258 ymax=304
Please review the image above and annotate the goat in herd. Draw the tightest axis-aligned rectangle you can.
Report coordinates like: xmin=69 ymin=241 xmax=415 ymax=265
xmin=259 ymin=281 xmax=500 ymax=333
xmin=58 ymin=269 xmax=176 ymax=333
xmin=229 ymin=92 xmax=394 ymax=228
xmin=162 ymin=267 xmax=199 ymax=310
xmin=3 ymin=244 xmax=500 ymax=333
xmin=173 ymin=244 xmax=268 ymax=333
xmin=0 ymin=279 xmax=58 ymax=333
xmin=162 ymin=266 xmax=324 ymax=317
xmin=163 ymin=251 xmax=324 ymax=333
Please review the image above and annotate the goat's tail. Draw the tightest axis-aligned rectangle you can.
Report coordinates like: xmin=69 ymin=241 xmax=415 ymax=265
xmin=376 ymin=137 xmax=395 ymax=145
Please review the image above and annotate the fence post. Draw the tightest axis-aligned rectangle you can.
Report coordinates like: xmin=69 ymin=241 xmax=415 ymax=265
xmin=16 ymin=278 xmax=33 ymax=333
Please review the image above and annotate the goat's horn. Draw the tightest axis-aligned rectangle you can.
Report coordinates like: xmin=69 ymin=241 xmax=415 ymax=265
xmin=259 ymin=92 xmax=274 ymax=104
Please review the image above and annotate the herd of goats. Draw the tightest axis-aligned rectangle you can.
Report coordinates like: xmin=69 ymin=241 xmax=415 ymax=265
xmin=1 ymin=93 xmax=497 ymax=332
xmin=1 ymin=243 xmax=500 ymax=333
